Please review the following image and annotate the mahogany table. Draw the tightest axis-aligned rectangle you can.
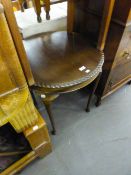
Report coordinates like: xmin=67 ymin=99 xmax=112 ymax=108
xmin=23 ymin=31 xmax=104 ymax=134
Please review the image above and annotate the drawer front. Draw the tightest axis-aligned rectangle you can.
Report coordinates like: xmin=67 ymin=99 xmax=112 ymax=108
xmin=115 ymin=25 xmax=131 ymax=66
xmin=108 ymin=59 xmax=131 ymax=89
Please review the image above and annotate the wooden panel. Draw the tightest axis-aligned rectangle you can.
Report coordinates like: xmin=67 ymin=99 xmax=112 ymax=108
xmin=112 ymin=0 xmax=131 ymax=25
xmin=114 ymin=25 xmax=131 ymax=66
xmin=1 ymin=0 xmax=34 ymax=86
xmin=73 ymin=0 xmax=115 ymax=50
xmin=67 ymin=0 xmax=76 ymax=32
xmin=108 ymin=59 xmax=131 ymax=88
xmin=0 ymin=4 xmax=26 ymax=96
xmin=74 ymin=0 xmax=104 ymax=41
xmin=24 ymin=113 xmax=52 ymax=158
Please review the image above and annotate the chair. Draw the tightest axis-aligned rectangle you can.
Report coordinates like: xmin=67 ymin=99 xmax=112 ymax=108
xmin=32 ymin=0 xmax=67 ymax=22
xmin=18 ymin=0 xmax=30 ymax=12
xmin=23 ymin=0 xmax=115 ymax=134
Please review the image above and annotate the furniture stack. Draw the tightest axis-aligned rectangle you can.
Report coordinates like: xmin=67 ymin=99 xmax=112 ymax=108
xmin=0 ymin=2 xmax=52 ymax=174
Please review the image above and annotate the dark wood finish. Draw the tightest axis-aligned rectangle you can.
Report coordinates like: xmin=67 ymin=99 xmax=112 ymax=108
xmin=23 ymin=0 xmax=115 ymax=133
xmin=23 ymin=31 xmax=103 ymax=134
xmin=67 ymin=0 xmax=75 ymax=33
xmin=96 ymin=1 xmax=131 ymax=103
xmin=86 ymin=73 xmax=102 ymax=112
xmin=73 ymin=0 xmax=131 ymax=103
xmin=23 ymin=32 xmax=102 ymax=87
xmin=32 ymin=0 xmax=42 ymax=22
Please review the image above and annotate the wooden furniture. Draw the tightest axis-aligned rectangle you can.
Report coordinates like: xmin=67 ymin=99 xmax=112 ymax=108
xmin=18 ymin=0 xmax=30 ymax=12
xmin=22 ymin=0 xmax=116 ymax=134
xmin=12 ymin=0 xmax=21 ymax=11
xmin=32 ymin=0 xmax=67 ymax=22
xmin=23 ymin=31 xmax=104 ymax=135
xmin=0 ymin=2 xmax=52 ymax=174
xmin=1 ymin=0 xmax=34 ymax=86
xmin=96 ymin=0 xmax=131 ymax=105
xmin=72 ymin=0 xmax=131 ymax=105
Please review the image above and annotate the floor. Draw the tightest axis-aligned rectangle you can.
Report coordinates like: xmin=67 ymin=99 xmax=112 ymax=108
xmin=21 ymin=84 xmax=131 ymax=175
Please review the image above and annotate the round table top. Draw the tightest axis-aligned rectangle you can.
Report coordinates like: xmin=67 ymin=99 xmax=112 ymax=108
xmin=23 ymin=31 xmax=104 ymax=89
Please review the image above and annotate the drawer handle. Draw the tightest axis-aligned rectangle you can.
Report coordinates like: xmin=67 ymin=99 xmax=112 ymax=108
xmin=109 ymin=80 xmax=113 ymax=87
xmin=122 ymin=51 xmax=131 ymax=60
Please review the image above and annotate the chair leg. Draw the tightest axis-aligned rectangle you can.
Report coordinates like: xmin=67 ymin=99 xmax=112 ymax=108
xmin=86 ymin=73 xmax=101 ymax=112
xmin=44 ymin=0 xmax=50 ymax=20
xmin=19 ymin=0 xmax=25 ymax=12
xmin=32 ymin=0 xmax=42 ymax=22
xmin=46 ymin=12 xmax=50 ymax=20
xmin=44 ymin=102 xmax=56 ymax=135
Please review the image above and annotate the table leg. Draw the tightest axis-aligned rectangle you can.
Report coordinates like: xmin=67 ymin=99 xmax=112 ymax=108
xmin=95 ymin=96 xmax=102 ymax=107
xmin=41 ymin=94 xmax=59 ymax=135
xmin=86 ymin=73 xmax=101 ymax=112
xmin=44 ymin=102 xmax=56 ymax=135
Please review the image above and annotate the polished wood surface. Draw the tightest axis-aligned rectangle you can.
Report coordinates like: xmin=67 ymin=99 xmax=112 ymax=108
xmin=23 ymin=31 xmax=103 ymax=134
xmin=23 ymin=31 xmax=102 ymax=88
xmin=22 ymin=0 xmax=114 ymax=134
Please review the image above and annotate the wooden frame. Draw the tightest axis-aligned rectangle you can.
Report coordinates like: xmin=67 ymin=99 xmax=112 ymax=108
xmin=0 ymin=3 xmax=52 ymax=174
xmin=1 ymin=0 xmax=34 ymax=86
xmin=0 ymin=113 xmax=52 ymax=175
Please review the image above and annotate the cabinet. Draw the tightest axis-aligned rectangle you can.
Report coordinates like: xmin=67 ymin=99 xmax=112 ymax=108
xmin=96 ymin=0 xmax=131 ymax=104
xmin=73 ymin=0 xmax=131 ymax=104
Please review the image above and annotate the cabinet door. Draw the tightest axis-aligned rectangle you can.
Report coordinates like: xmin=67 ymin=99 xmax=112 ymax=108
xmin=114 ymin=25 xmax=131 ymax=66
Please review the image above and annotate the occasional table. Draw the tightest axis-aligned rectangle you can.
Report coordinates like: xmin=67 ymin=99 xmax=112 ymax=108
xmin=23 ymin=31 xmax=104 ymax=134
